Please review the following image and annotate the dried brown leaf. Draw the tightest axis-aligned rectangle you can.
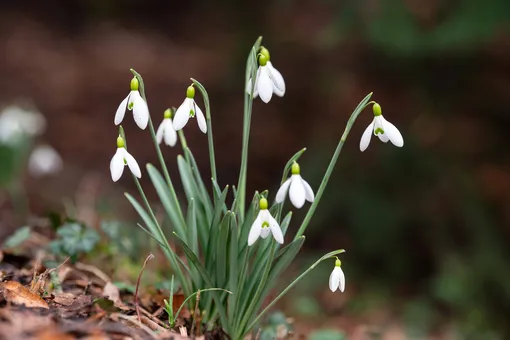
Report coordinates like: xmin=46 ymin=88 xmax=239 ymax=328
xmin=0 ymin=280 xmax=49 ymax=309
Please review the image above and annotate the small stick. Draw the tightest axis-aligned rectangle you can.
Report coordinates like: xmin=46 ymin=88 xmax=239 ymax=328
xmin=190 ymin=290 xmax=201 ymax=336
xmin=135 ymin=253 xmax=154 ymax=323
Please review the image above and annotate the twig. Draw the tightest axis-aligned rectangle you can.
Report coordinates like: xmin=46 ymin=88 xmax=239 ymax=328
xmin=135 ymin=253 xmax=154 ymax=323
xmin=190 ymin=290 xmax=201 ymax=336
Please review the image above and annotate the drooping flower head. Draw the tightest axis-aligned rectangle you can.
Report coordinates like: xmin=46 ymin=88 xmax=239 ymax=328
xmin=28 ymin=145 xmax=63 ymax=177
xmin=173 ymin=85 xmax=207 ymax=134
xmin=248 ymin=197 xmax=284 ymax=246
xmin=246 ymin=46 xmax=286 ymax=103
xmin=110 ymin=135 xmax=141 ymax=182
xmin=0 ymin=105 xmax=46 ymax=145
xmin=329 ymin=258 xmax=345 ymax=293
xmin=115 ymin=77 xmax=150 ymax=130
xmin=275 ymin=161 xmax=314 ymax=209
xmin=360 ymin=103 xmax=404 ymax=152
xmin=156 ymin=108 xmax=178 ymax=147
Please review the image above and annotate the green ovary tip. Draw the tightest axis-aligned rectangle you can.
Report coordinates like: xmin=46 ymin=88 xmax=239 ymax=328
xmin=186 ymin=85 xmax=195 ymax=98
xmin=335 ymin=258 xmax=341 ymax=267
xmin=164 ymin=108 xmax=172 ymax=119
xmin=259 ymin=197 xmax=268 ymax=210
xmin=372 ymin=102 xmax=382 ymax=116
xmin=117 ymin=136 xmax=125 ymax=148
xmin=258 ymin=54 xmax=268 ymax=67
xmin=291 ymin=161 xmax=300 ymax=175
xmin=259 ymin=46 xmax=270 ymax=61
xmin=130 ymin=77 xmax=139 ymax=91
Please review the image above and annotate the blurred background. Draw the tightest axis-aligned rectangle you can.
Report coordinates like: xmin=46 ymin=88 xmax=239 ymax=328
xmin=1 ymin=0 xmax=510 ymax=338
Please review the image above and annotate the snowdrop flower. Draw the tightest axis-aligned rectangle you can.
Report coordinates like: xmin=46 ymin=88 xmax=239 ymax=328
xmin=173 ymin=85 xmax=207 ymax=133
xmin=156 ymin=109 xmax=177 ymax=147
xmin=329 ymin=258 xmax=345 ymax=293
xmin=248 ymin=197 xmax=284 ymax=246
xmin=275 ymin=162 xmax=314 ymax=209
xmin=360 ymin=103 xmax=404 ymax=152
xmin=114 ymin=77 xmax=149 ymax=130
xmin=246 ymin=46 xmax=285 ymax=103
xmin=28 ymin=145 xmax=63 ymax=177
xmin=110 ymin=135 xmax=141 ymax=182
xmin=0 ymin=105 xmax=46 ymax=145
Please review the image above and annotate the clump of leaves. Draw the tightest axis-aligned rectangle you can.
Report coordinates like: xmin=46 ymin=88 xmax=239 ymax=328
xmin=49 ymin=222 xmax=100 ymax=262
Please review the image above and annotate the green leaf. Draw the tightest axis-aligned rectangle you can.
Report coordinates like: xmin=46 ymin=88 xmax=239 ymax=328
xmin=184 ymin=147 xmax=213 ymax=222
xmin=3 ymin=226 xmax=31 ymax=249
xmin=205 ymin=185 xmax=229 ymax=276
xmin=146 ymin=164 xmax=187 ymax=240
xmin=216 ymin=212 xmax=231 ymax=287
xmin=173 ymin=233 xmax=230 ymax=334
xmin=228 ymin=212 xmax=239 ymax=321
xmin=309 ymin=329 xmax=346 ymax=340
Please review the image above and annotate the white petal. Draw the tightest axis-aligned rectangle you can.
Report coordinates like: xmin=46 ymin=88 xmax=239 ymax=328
xmin=359 ymin=122 xmax=374 ymax=152
xmin=261 ymin=226 xmax=271 ymax=239
xmin=246 ymin=78 xmax=254 ymax=95
xmin=163 ymin=119 xmax=178 ymax=146
xmin=301 ymin=178 xmax=315 ymax=202
xmin=382 ymin=117 xmax=404 ymax=147
xmin=378 ymin=133 xmax=389 ymax=143
xmin=275 ymin=178 xmax=291 ymax=203
xmin=114 ymin=94 xmax=129 ymax=125
xmin=131 ymin=91 xmax=149 ymax=129
xmin=156 ymin=120 xmax=165 ymax=144
xmin=28 ymin=145 xmax=63 ymax=177
xmin=289 ymin=175 xmax=306 ymax=209
xmin=268 ymin=214 xmax=284 ymax=244
xmin=173 ymin=98 xmax=191 ymax=131
xmin=267 ymin=61 xmax=285 ymax=97
xmin=110 ymin=148 xmax=125 ymax=182
xmin=257 ymin=66 xmax=273 ymax=103
xmin=194 ymin=101 xmax=207 ymax=134
xmin=247 ymin=68 xmax=261 ymax=98
xmin=339 ymin=267 xmax=345 ymax=292
xmin=124 ymin=150 xmax=141 ymax=178
xmin=248 ymin=213 xmax=263 ymax=246
xmin=329 ymin=267 xmax=343 ymax=292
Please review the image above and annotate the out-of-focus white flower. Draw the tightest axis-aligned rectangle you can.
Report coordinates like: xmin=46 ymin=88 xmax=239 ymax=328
xmin=329 ymin=258 xmax=345 ymax=293
xmin=360 ymin=103 xmax=403 ymax=152
xmin=109 ymin=136 xmax=141 ymax=182
xmin=114 ymin=77 xmax=149 ymax=130
xmin=28 ymin=145 xmax=63 ymax=177
xmin=248 ymin=197 xmax=284 ymax=246
xmin=173 ymin=85 xmax=207 ymax=133
xmin=0 ymin=105 xmax=46 ymax=144
xmin=275 ymin=161 xmax=314 ymax=209
xmin=156 ymin=109 xmax=178 ymax=147
xmin=246 ymin=46 xmax=285 ymax=103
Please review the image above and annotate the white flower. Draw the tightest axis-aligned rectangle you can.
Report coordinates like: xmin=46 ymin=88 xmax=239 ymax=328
xmin=0 ymin=105 xmax=46 ymax=144
xmin=248 ymin=198 xmax=284 ymax=246
xmin=156 ymin=109 xmax=178 ymax=147
xmin=246 ymin=47 xmax=285 ymax=103
xmin=275 ymin=161 xmax=314 ymax=209
xmin=28 ymin=145 xmax=63 ymax=177
xmin=329 ymin=259 xmax=345 ymax=293
xmin=110 ymin=136 xmax=141 ymax=182
xmin=360 ymin=103 xmax=403 ymax=152
xmin=173 ymin=85 xmax=207 ymax=134
xmin=114 ymin=77 xmax=149 ymax=130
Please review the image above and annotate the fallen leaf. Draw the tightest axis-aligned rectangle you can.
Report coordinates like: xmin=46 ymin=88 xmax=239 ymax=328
xmin=53 ymin=292 xmax=76 ymax=306
xmin=103 ymin=282 xmax=120 ymax=304
xmin=0 ymin=281 xmax=49 ymax=309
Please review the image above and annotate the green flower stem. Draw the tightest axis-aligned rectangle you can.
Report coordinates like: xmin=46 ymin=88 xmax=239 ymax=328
xmin=294 ymin=93 xmax=373 ymax=239
xmin=130 ymin=69 xmax=187 ymax=230
xmin=131 ymin=174 xmax=191 ymax=296
xmin=236 ymin=37 xmax=262 ymax=223
xmin=245 ymin=249 xmax=345 ymax=334
xmin=236 ymin=244 xmax=276 ymax=338
xmin=191 ymin=78 xmax=217 ymax=181
xmin=177 ymin=130 xmax=190 ymax=164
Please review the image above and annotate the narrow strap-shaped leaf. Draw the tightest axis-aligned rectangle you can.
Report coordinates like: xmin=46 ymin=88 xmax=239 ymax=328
xmin=227 ymin=212 xmax=238 ymax=322
xmin=216 ymin=212 xmax=231 ymax=287
xmin=205 ymin=185 xmax=229 ymax=276
xmin=185 ymin=198 xmax=201 ymax=290
xmin=184 ymin=147 xmax=213 ymax=222
xmin=146 ymin=164 xmax=187 ymax=240
xmin=173 ymin=233 xmax=230 ymax=334
xmin=212 ymin=179 xmax=228 ymax=214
